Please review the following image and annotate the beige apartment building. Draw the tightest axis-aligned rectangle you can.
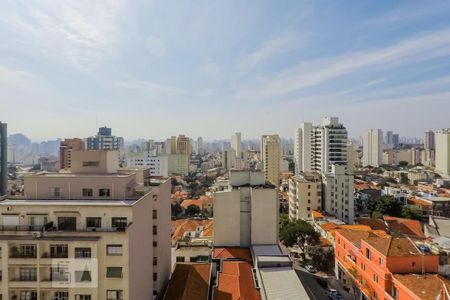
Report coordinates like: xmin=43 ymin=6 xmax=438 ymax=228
xmin=288 ymin=172 xmax=322 ymax=221
xmin=59 ymin=139 xmax=85 ymax=170
xmin=213 ymin=170 xmax=278 ymax=247
xmin=0 ymin=150 xmax=171 ymax=300
xmin=261 ymin=135 xmax=281 ymax=186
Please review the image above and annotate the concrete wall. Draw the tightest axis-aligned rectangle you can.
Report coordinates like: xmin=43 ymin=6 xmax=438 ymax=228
xmin=71 ymin=150 xmax=118 ymax=174
xmin=251 ymin=188 xmax=278 ymax=244
xmin=213 ymin=189 xmax=241 ymax=246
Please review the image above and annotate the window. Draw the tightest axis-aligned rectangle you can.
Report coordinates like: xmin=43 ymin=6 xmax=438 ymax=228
xmin=83 ymin=161 xmax=99 ymax=167
xmin=153 ymin=241 xmax=157 ymax=247
xmin=53 ymin=291 xmax=68 ymax=300
xmin=57 ymin=217 xmax=76 ymax=231
xmin=373 ymin=274 xmax=378 ymax=283
xmin=2 ymin=215 xmax=19 ymax=227
xmin=361 ymin=263 xmax=365 ymax=271
xmin=190 ymin=257 xmax=197 ymax=262
xmin=344 ymin=244 xmax=346 ymax=250
xmin=19 ymin=291 xmax=37 ymax=300
xmin=16 ymin=244 xmax=36 ymax=258
xmin=50 ymin=245 xmax=68 ymax=258
xmin=176 ymin=256 xmax=185 ymax=262
xmin=106 ymin=267 xmax=122 ymax=278
xmin=365 ymin=248 xmax=371 ymax=260
xmin=75 ymin=270 xmax=92 ymax=282
xmin=99 ymin=188 xmax=111 ymax=197
xmin=392 ymin=286 xmax=398 ymax=300
xmin=379 ymin=257 xmax=384 ymax=266
xmin=111 ymin=217 xmax=127 ymax=229
xmin=29 ymin=215 xmax=48 ymax=231
xmin=153 ymin=257 xmax=157 ymax=266
xmin=86 ymin=217 xmax=101 ymax=228
xmin=75 ymin=248 xmax=91 ymax=258
xmin=107 ymin=290 xmax=123 ymax=300
xmin=19 ymin=268 xmax=37 ymax=281
xmin=153 ymin=272 xmax=157 ymax=281
xmin=50 ymin=265 xmax=69 ymax=281
xmin=82 ymin=188 xmax=93 ymax=197
xmin=153 ymin=225 xmax=157 ymax=235
xmin=107 ymin=245 xmax=123 ymax=256
xmin=75 ymin=296 xmax=91 ymax=300
xmin=308 ymin=192 xmax=311 ymax=196
xmin=50 ymin=187 xmax=61 ymax=198
xmin=152 ymin=210 xmax=157 ymax=219
xmin=412 ymin=261 xmax=416 ymax=267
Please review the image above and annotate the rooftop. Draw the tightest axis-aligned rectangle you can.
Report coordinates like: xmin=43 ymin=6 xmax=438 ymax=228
xmin=164 ymin=263 xmax=211 ymax=300
xmin=364 ymin=236 xmax=421 ymax=257
xmin=393 ymin=274 xmax=450 ymax=300
xmin=383 ymin=216 xmax=425 ymax=238
xmin=0 ymin=199 xmax=139 ymax=206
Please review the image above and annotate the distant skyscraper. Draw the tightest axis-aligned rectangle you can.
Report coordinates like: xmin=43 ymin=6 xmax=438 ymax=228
xmin=392 ymin=134 xmax=400 ymax=148
xmin=363 ymin=129 xmax=383 ymax=167
xmin=261 ymin=134 xmax=281 ymax=186
xmin=294 ymin=117 xmax=348 ymax=174
xmin=424 ymin=131 xmax=435 ymax=150
xmin=197 ymin=137 xmax=204 ymax=155
xmin=59 ymin=138 xmax=85 ymax=169
xmin=0 ymin=122 xmax=7 ymax=196
xmin=435 ymin=129 xmax=450 ymax=177
xmin=385 ymin=131 xmax=394 ymax=147
xmin=86 ymin=126 xmax=122 ymax=150
xmin=231 ymin=132 xmax=241 ymax=158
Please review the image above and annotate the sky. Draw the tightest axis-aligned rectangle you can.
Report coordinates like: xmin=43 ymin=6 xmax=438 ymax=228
xmin=1 ymin=0 xmax=450 ymax=141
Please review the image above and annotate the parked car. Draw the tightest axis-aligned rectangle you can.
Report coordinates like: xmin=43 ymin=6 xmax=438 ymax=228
xmin=305 ymin=264 xmax=316 ymax=273
xmin=328 ymin=289 xmax=343 ymax=300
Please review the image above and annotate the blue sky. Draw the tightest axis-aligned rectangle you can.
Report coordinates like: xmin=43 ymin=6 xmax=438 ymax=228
xmin=1 ymin=0 xmax=450 ymax=140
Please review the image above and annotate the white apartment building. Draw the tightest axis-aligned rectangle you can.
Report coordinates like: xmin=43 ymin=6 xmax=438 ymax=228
xmin=322 ymin=164 xmax=354 ymax=224
xmin=231 ymin=132 xmax=241 ymax=158
xmin=0 ymin=150 xmax=171 ymax=300
xmin=435 ymin=129 xmax=450 ymax=177
xmin=288 ymin=172 xmax=322 ymax=221
xmin=221 ymin=149 xmax=236 ymax=171
xmin=294 ymin=117 xmax=348 ymax=174
xmin=213 ymin=170 xmax=278 ymax=247
xmin=126 ymin=151 xmax=169 ymax=177
xmin=261 ymin=135 xmax=281 ymax=186
xmin=363 ymin=129 xmax=383 ymax=167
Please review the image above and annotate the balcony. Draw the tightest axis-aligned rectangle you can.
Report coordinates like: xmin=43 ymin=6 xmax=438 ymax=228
xmin=0 ymin=225 xmax=44 ymax=231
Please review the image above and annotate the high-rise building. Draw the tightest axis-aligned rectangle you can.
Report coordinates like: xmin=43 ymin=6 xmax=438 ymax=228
xmin=392 ymin=133 xmax=400 ymax=148
xmin=231 ymin=132 xmax=241 ymax=158
xmin=213 ymin=170 xmax=278 ymax=247
xmin=322 ymin=165 xmax=354 ymax=223
xmin=126 ymin=151 xmax=169 ymax=176
xmin=435 ymin=129 xmax=450 ymax=177
xmin=59 ymin=138 xmax=85 ymax=169
xmin=1 ymin=150 xmax=171 ymax=299
xmin=221 ymin=148 xmax=236 ymax=170
xmin=288 ymin=172 xmax=322 ymax=221
xmin=385 ymin=131 xmax=394 ymax=147
xmin=86 ymin=126 xmax=123 ymax=151
xmin=294 ymin=117 xmax=348 ymax=174
xmin=363 ymin=129 xmax=383 ymax=167
xmin=424 ymin=130 xmax=435 ymax=150
xmin=166 ymin=135 xmax=191 ymax=176
xmin=261 ymin=134 xmax=281 ymax=186
xmin=197 ymin=137 xmax=204 ymax=155
xmin=0 ymin=121 xmax=7 ymax=196
xmin=176 ymin=135 xmax=191 ymax=156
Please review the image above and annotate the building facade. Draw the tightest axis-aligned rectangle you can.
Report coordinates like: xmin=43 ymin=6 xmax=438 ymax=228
xmin=435 ymin=129 xmax=450 ymax=177
xmin=288 ymin=172 xmax=322 ymax=221
xmin=0 ymin=150 xmax=171 ymax=299
xmin=231 ymin=132 xmax=241 ymax=159
xmin=363 ymin=129 xmax=383 ymax=167
xmin=261 ymin=135 xmax=281 ymax=186
xmin=59 ymin=138 xmax=85 ymax=170
xmin=0 ymin=121 xmax=6 ymax=196
xmin=213 ymin=171 xmax=278 ymax=247
xmin=294 ymin=117 xmax=348 ymax=174
xmin=126 ymin=151 xmax=169 ymax=177
xmin=86 ymin=127 xmax=123 ymax=151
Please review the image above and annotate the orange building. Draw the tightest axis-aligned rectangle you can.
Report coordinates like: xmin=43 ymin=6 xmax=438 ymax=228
xmin=335 ymin=229 xmax=447 ymax=300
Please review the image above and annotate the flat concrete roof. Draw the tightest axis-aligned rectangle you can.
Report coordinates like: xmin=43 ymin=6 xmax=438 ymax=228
xmin=259 ymin=267 xmax=310 ymax=300
xmin=252 ymin=244 xmax=283 ymax=256
xmin=0 ymin=235 xmax=101 ymax=241
xmin=0 ymin=199 xmax=138 ymax=206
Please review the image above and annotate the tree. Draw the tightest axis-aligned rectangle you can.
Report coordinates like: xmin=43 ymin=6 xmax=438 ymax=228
xmin=400 ymin=173 xmax=409 ymax=185
xmin=307 ymin=246 xmax=335 ymax=272
xmin=171 ymin=202 xmax=183 ymax=218
xmin=368 ymin=195 xmax=402 ymax=219
xmin=279 ymin=213 xmax=289 ymax=232
xmin=185 ymin=204 xmax=201 ymax=216
xmin=401 ymin=206 xmax=423 ymax=220
xmin=398 ymin=161 xmax=409 ymax=168
xmin=280 ymin=220 xmax=320 ymax=261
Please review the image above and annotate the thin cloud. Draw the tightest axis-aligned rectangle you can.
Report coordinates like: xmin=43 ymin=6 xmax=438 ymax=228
xmin=236 ymin=28 xmax=450 ymax=100
xmin=113 ymin=80 xmax=185 ymax=96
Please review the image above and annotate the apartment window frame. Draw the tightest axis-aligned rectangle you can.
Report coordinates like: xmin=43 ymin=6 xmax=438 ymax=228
xmin=86 ymin=217 xmax=101 ymax=229
xmin=153 ymin=225 xmax=157 ymax=235
xmin=111 ymin=217 xmax=127 ymax=229
xmin=50 ymin=187 xmax=62 ymax=198
xmin=176 ymin=256 xmax=185 ymax=262
xmin=50 ymin=244 xmax=68 ymax=258
xmin=19 ymin=267 xmax=37 ymax=281
xmin=52 ymin=291 xmax=68 ymax=300
xmin=19 ymin=244 xmax=37 ymax=258
xmin=99 ymin=188 xmax=111 ymax=197
xmin=106 ymin=245 xmax=123 ymax=256
xmin=75 ymin=270 xmax=92 ymax=282
xmin=106 ymin=290 xmax=123 ymax=300
xmin=152 ymin=210 xmax=157 ymax=219
xmin=106 ymin=267 xmax=123 ymax=279
xmin=75 ymin=247 xmax=91 ymax=258
xmin=82 ymin=188 xmax=93 ymax=197
xmin=19 ymin=291 xmax=37 ymax=300
xmin=57 ymin=217 xmax=77 ymax=231
xmin=75 ymin=296 xmax=91 ymax=300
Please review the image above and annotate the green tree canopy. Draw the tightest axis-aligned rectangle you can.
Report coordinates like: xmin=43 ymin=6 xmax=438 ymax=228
xmin=401 ymin=206 xmax=423 ymax=221
xmin=280 ymin=219 xmax=320 ymax=261
xmin=185 ymin=204 xmax=201 ymax=216
xmin=368 ymin=195 xmax=403 ymax=219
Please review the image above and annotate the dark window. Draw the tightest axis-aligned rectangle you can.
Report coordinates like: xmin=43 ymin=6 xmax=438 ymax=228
xmin=57 ymin=217 xmax=76 ymax=231
xmin=111 ymin=217 xmax=127 ymax=229
xmin=75 ymin=271 xmax=92 ymax=282
xmin=19 ymin=267 xmax=37 ymax=281
xmin=153 ymin=226 xmax=157 ymax=235
xmin=50 ymin=244 xmax=68 ymax=258
xmin=176 ymin=257 xmax=185 ymax=262
xmin=75 ymin=296 xmax=91 ymax=300
xmin=50 ymin=265 xmax=69 ymax=281
xmin=153 ymin=272 xmax=157 ymax=281
xmin=75 ymin=248 xmax=91 ymax=258
xmin=99 ymin=189 xmax=110 ymax=197
xmin=86 ymin=217 xmax=101 ymax=228
xmin=153 ymin=241 xmax=157 ymax=247
xmin=20 ymin=291 xmax=37 ymax=300
xmin=106 ymin=267 xmax=122 ymax=278
xmin=152 ymin=210 xmax=157 ymax=219
xmin=153 ymin=257 xmax=157 ymax=266
xmin=83 ymin=161 xmax=99 ymax=167
xmin=82 ymin=188 xmax=93 ymax=197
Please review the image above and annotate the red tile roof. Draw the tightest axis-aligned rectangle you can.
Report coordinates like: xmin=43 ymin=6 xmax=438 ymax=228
xmin=213 ymin=247 xmax=253 ymax=263
xmin=357 ymin=217 xmax=388 ymax=231
xmin=393 ymin=274 xmax=450 ymax=300
xmin=171 ymin=219 xmax=214 ymax=244
xmin=364 ymin=236 xmax=421 ymax=257
xmin=383 ymin=216 xmax=425 ymax=238
xmin=164 ymin=263 xmax=211 ymax=300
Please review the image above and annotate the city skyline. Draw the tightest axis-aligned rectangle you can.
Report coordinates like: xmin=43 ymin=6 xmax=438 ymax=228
xmin=1 ymin=1 xmax=450 ymax=139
